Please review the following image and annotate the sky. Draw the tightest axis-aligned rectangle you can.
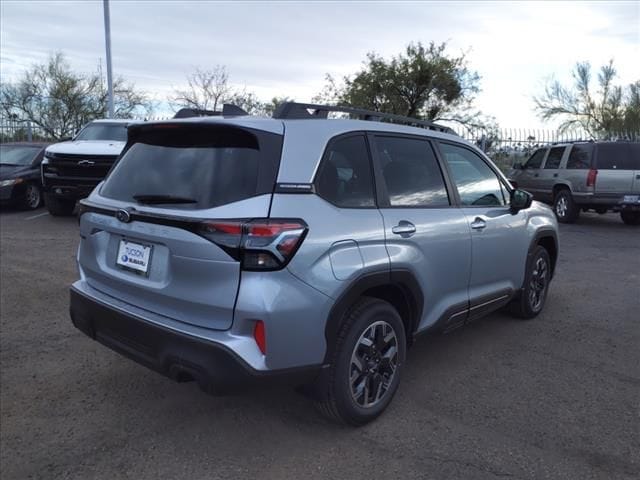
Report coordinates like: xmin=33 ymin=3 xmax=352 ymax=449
xmin=1 ymin=0 xmax=639 ymax=129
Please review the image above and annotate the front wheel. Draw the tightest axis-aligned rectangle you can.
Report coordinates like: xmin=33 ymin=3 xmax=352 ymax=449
xmin=44 ymin=193 xmax=75 ymax=216
xmin=21 ymin=183 xmax=42 ymax=210
xmin=314 ymin=298 xmax=406 ymax=425
xmin=620 ymin=211 xmax=640 ymax=225
xmin=509 ymin=245 xmax=551 ymax=319
xmin=553 ymin=190 xmax=579 ymax=223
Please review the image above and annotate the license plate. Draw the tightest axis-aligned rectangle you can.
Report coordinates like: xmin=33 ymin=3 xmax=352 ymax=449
xmin=623 ymin=195 xmax=640 ymax=203
xmin=116 ymin=240 xmax=152 ymax=274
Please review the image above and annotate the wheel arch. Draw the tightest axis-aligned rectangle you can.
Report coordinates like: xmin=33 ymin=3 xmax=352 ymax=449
xmin=323 ymin=269 xmax=423 ymax=364
xmin=530 ymin=229 xmax=558 ymax=279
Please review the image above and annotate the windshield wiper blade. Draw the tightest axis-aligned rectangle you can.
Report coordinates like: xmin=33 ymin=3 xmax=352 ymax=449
xmin=132 ymin=194 xmax=197 ymax=205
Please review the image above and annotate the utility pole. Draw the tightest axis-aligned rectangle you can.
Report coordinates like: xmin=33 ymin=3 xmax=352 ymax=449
xmin=103 ymin=0 xmax=114 ymax=118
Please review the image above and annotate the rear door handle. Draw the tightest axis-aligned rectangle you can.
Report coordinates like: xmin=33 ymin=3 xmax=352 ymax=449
xmin=392 ymin=221 xmax=416 ymax=236
xmin=534 ymin=173 xmax=539 ymax=177
xmin=470 ymin=217 xmax=487 ymax=230
xmin=553 ymin=173 xmax=558 ymax=177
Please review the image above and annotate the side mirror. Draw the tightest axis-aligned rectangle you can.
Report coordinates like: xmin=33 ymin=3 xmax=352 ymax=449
xmin=510 ymin=189 xmax=533 ymax=212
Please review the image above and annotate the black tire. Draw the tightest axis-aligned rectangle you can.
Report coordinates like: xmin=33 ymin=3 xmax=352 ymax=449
xmin=620 ymin=211 xmax=640 ymax=225
xmin=44 ymin=193 xmax=75 ymax=216
xmin=20 ymin=183 xmax=42 ymax=210
xmin=509 ymin=245 xmax=551 ymax=319
xmin=553 ymin=189 xmax=579 ymax=223
xmin=314 ymin=297 xmax=406 ymax=426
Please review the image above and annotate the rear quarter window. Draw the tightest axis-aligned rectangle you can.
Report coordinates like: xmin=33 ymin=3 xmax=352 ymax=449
xmin=566 ymin=144 xmax=593 ymax=169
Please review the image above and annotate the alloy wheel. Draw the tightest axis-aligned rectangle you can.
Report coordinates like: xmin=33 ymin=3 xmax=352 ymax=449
xmin=349 ymin=320 xmax=399 ymax=408
xmin=25 ymin=185 xmax=41 ymax=209
xmin=528 ymin=256 xmax=549 ymax=312
xmin=555 ymin=196 xmax=567 ymax=218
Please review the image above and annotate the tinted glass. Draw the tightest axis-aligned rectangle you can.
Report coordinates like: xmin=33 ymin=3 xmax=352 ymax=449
xmin=101 ymin=125 xmax=282 ymax=209
xmin=0 ymin=145 xmax=41 ymax=165
xmin=440 ymin=143 xmax=506 ymax=206
xmin=566 ymin=144 xmax=593 ymax=169
xmin=543 ymin=147 xmax=565 ymax=169
xmin=315 ymin=135 xmax=375 ymax=207
xmin=629 ymin=143 xmax=640 ymax=169
xmin=375 ymin=136 xmax=449 ymax=207
xmin=596 ymin=143 xmax=632 ymax=170
xmin=75 ymin=123 xmax=128 ymax=142
xmin=525 ymin=149 xmax=545 ymax=169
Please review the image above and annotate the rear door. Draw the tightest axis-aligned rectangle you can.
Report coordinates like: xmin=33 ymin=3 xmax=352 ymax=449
xmin=437 ymin=141 xmax=529 ymax=316
xmin=78 ymin=122 xmax=283 ymax=331
xmin=594 ymin=143 xmax=634 ymax=194
xmin=628 ymin=143 xmax=640 ymax=194
xmin=371 ymin=134 xmax=472 ymax=331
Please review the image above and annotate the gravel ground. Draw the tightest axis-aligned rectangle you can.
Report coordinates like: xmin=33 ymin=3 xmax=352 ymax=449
xmin=1 ymin=207 xmax=639 ymax=480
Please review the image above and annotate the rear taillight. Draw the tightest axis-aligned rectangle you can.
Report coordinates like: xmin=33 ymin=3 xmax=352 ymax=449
xmin=253 ymin=320 xmax=266 ymax=354
xmin=586 ymin=168 xmax=598 ymax=187
xmin=198 ymin=218 xmax=307 ymax=271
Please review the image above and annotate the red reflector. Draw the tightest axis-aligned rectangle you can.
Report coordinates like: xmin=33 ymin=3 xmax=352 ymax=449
xmin=586 ymin=169 xmax=598 ymax=187
xmin=253 ymin=321 xmax=266 ymax=354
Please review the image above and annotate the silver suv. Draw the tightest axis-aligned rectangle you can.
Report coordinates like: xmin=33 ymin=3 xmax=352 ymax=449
xmin=70 ymin=103 xmax=559 ymax=425
xmin=508 ymin=141 xmax=640 ymax=225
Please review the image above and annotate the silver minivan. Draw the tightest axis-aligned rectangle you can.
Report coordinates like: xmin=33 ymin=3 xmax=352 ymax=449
xmin=509 ymin=141 xmax=640 ymax=224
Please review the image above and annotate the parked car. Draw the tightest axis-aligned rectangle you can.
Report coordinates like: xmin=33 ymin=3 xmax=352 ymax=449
xmin=70 ymin=103 xmax=559 ymax=425
xmin=41 ymin=119 xmax=135 ymax=216
xmin=508 ymin=141 xmax=640 ymax=225
xmin=0 ymin=142 xmax=49 ymax=210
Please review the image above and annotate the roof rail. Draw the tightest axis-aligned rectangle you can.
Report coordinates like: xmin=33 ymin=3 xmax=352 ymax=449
xmin=272 ymin=102 xmax=456 ymax=135
xmin=173 ymin=104 xmax=249 ymax=119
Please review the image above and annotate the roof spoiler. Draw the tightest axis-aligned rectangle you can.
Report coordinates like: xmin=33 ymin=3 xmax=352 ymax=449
xmin=173 ymin=104 xmax=249 ymax=119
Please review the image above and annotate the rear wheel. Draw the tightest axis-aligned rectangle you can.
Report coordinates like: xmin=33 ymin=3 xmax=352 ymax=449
xmin=553 ymin=189 xmax=579 ymax=223
xmin=314 ymin=297 xmax=406 ymax=425
xmin=21 ymin=183 xmax=42 ymax=210
xmin=620 ymin=211 xmax=640 ymax=225
xmin=509 ymin=245 xmax=551 ymax=319
xmin=44 ymin=193 xmax=75 ymax=216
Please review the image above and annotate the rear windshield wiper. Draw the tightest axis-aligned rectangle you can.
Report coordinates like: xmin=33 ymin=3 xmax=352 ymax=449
xmin=132 ymin=194 xmax=198 ymax=205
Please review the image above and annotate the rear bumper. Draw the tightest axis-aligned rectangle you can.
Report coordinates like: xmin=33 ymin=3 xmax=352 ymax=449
xmin=573 ymin=192 xmax=640 ymax=211
xmin=70 ymin=286 xmax=322 ymax=394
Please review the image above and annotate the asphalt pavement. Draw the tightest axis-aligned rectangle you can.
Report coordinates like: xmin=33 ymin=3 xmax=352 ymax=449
xmin=1 ymin=207 xmax=638 ymax=480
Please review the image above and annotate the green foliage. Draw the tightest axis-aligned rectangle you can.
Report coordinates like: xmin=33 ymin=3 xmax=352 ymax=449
xmin=534 ymin=60 xmax=640 ymax=138
xmin=315 ymin=42 xmax=484 ymax=126
xmin=0 ymin=53 xmax=151 ymax=140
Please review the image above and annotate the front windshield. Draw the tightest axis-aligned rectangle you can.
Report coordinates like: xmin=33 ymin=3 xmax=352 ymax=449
xmin=75 ymin=123 xmax=128 ymax=142
xmin=0 ymin=145 xmax=41 ymax=166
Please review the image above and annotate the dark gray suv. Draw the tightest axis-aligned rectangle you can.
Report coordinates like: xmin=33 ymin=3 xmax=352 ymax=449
xmin=509 ymin=141 xmax=640 ymax=224
xmin=70 ymin=103 xmax=559 ymax=425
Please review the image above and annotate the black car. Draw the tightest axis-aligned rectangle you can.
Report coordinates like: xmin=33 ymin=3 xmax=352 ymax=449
xmin=0 ymin=143 xmax=49 ymax=210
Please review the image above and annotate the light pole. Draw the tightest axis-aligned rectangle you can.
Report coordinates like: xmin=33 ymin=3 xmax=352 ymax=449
xmin=103 ymin=0 xmax=114 ymax=118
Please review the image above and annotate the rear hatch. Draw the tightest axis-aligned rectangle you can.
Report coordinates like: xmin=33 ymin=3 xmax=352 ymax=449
xmin=78 ymin=121 xmax=283 ymax=330
xmin=594 ymin=142 xmax=638 ymax=194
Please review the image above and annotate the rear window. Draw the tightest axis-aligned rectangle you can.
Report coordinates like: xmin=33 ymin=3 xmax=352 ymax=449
xmin=595 ymin=143 xmax=638 ymax=170
xmin=566 ymin=144 xmax=593 ymax=169
xmin=100 ymin=125 xmax=282 ymax=209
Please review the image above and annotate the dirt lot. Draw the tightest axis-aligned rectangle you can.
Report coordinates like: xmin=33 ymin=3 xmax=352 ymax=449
xmin=1 ymin=207 xmax=638 ymax=480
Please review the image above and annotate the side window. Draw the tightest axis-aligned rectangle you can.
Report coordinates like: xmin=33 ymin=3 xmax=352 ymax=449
xmin=543 ymin=147 xmax=565 ymax=169
xmin=315 ymin=135 xmax=375 ymax=207
xmin=566 ymin=144 xmax=593 ymax=169
xmin=439 ymin=142 xmax=506 ymax=207
xmin=525 ymin=149 xmax=546 ymax=169
xmin=374 ymin=136 xmax=450 ymax=207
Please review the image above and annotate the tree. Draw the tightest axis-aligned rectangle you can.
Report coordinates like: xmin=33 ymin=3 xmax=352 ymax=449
xmin=0 ymin=53 xmax=151 ymax=140
xmin=314 ymin=42 xmax=483 ymax=126
xmin=534 ymin=60 xmax=640 ymax=138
